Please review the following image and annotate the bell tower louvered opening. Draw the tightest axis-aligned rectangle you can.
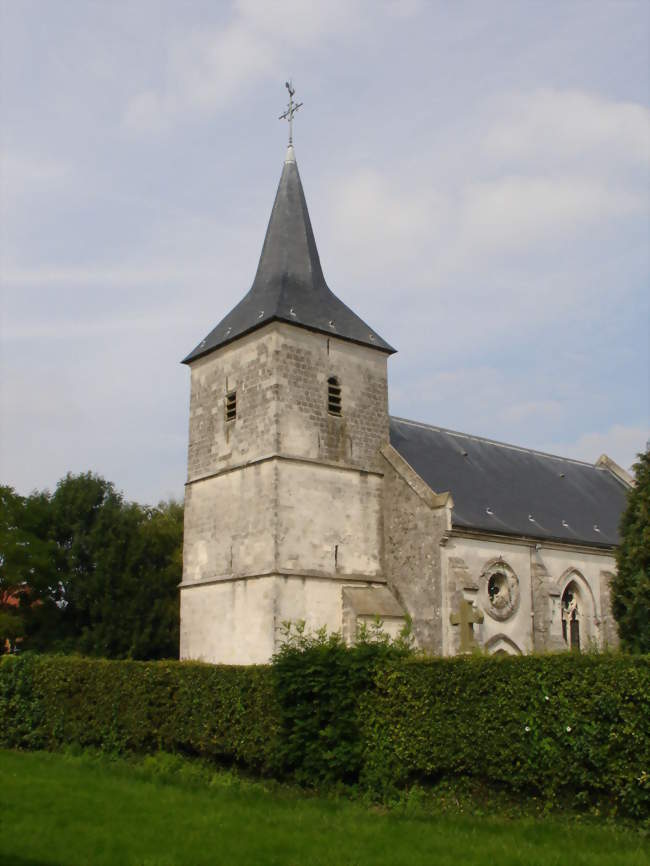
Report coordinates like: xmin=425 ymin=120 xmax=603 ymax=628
xmin=225 ymin=390 xmax=237 ymax=422
xmin=327 ymin=376 xmax=341 ymax=416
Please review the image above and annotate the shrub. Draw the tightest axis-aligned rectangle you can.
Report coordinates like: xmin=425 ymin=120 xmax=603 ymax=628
xmin=0 ymin=653 xmax=44 ymax=750
xmin=359 ymin=653 xmax=650 ymax=819
xmin=271 ymin=620 xmax=414 ymax=785
xmin=1 ymin=646 xmax=648 ymax=819
xmin=0 ymin=654 xmax=280 ymax=772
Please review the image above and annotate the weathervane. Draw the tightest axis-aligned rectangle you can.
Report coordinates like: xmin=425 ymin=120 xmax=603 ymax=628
xmin=279 ymin=80 xmax=303 ymax=146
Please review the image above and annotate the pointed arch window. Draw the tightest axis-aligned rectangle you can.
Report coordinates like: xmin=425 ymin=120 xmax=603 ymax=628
xmin=327 ymin=376 xmax=342 ymax=416
xmin=561 ymin=583 xmax=581 ymax=651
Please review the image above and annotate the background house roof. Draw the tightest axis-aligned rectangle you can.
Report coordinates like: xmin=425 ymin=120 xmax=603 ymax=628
xmin=183 ymin=146 xmax=395 ymax=363
xmin=390 ymin=417 xmax=629 ymax=547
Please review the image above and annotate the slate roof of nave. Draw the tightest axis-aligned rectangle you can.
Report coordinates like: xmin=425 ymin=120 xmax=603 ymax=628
xmin=183 ymin=145 xmax=394 ymax=363
xmin=390 ymin=417 xmax=629 ymax=548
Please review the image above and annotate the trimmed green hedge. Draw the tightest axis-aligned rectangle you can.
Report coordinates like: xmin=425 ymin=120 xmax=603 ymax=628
xmin=0 ymin=654 xmax=279 ymax=772
xmin=1 ymin=651 xmax=648 ymax=818
xmin=360 ymin=654 xmax=650 ymax=818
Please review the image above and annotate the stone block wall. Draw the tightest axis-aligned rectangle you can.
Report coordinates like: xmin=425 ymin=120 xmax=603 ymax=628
xmin=180 ymin=573 xmax=385 ymax=664
xmin=276 ymin=460 xmax=384 ymax=579
xmin=442 ymin=539 xmax=534 ymax=655
xmin=180 ymin=577 xmax=278 ymax=664
xmin=274 ymin=323 xmax=389 ymax=472
xmin=186 ymin=326 xmax=278 ymax=483
xmin=441 ymin=535 xmax=620 ymax=655
xmin=185 ymin=321 xmax=390 ymax=480
xmin=381 ymin=445 xmax=451 ymax=655
xmin=182 ymin=461 xmax=276 ymax=584
xmin=599 ymin=570 xmax=620 ymax=648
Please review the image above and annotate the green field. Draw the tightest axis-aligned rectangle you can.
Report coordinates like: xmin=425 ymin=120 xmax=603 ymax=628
xmin=0 ymin=750 xmax=647 ymax=866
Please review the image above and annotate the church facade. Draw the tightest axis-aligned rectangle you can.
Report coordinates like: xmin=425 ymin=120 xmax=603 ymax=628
xmin=179 ymin=143 xmax=630 ymax=663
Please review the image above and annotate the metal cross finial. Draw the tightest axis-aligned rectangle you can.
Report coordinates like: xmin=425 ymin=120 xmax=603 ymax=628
xmin=279 ymin=80 xmax=303 ymax=146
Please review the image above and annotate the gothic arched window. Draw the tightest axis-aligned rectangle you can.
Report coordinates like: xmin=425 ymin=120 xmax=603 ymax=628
xmin=562 ymin=582 xmax=581 ymax=651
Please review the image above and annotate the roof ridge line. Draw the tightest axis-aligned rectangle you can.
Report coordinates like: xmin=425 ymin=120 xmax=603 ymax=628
xmin=389 ymin=416 xmax=601 ymax=469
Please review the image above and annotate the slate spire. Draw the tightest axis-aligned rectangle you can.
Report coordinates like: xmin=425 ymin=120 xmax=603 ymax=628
xmin=183 ymin=146 xmax=395 ymax=363
xmin=249 ymin=143 xmax=328 ymax=308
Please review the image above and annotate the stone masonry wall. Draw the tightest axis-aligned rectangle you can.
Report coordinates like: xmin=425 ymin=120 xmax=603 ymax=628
xmin=186 ymin=326 xmax=279 ymax=483
xmin=381 ymin=446 xmax=450 ymax=655
xmin=274 ymin=323 xmax=389 ymax=472
xmin=441 ymin=536 xmax=619 ymax=655
xmin=276 ymin=460 xmax=384 ymax=579
xmin=185 ymin=321 xmax=390 ymax=480
xmin=180 ymin=573 xmax=381 ymax=664
xmin=599 ymin=569 xmax=620 ymax=648
xmin=182 ymin=461 xmax=276 ymax=584
xmin=442 ymin=539 xmax=534 ymax=655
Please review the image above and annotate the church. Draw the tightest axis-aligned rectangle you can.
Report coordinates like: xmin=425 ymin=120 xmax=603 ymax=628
xmin=179 ymin=124 xmax=631 ymax=663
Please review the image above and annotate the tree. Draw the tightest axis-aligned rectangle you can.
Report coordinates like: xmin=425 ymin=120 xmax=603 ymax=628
xmin=1 ymin=474 xmax=183 ymax=659
xmin=611 ymin=449 xmax=650 ymax=653
xmin=0 ymin=486 xmax=60 ymax=599
xmin=70 ymin=497 xmax=182 ymax=659
xmin=0 ymin=486 xmax=61 ymax=648
xmin=0 ymin=609 xmax=25 ymax=652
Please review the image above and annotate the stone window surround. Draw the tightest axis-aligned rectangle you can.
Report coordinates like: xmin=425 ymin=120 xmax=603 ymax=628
xmin=479 ymin=557 xmax=521 ymax=622
xmin=556 ymin=567 xmax=599 ymax=649
xmin=484 ymin=633 xmax=522 ymax=655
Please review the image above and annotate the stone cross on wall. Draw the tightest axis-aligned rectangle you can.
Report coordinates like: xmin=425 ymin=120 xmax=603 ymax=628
xmin=450 ymin=599 xmax=484 ymax=652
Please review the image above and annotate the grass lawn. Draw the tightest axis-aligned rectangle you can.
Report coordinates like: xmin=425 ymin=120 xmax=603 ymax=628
xmin=0 ymin=750 xmax=647 ymax=866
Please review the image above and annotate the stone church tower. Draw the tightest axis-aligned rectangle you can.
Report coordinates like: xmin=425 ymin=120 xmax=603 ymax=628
xmin=179 ymin=144 xmax=399 ymax=664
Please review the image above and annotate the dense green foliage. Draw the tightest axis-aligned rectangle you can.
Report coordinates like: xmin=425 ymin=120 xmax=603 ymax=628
xmin=0 ymin=610 xmax=24 ymax=648
xmin=360 ymin=653 xmax=650 ymax=819
xmin=3 ymin=750 xmax=648 ymax=866
xmin=0 ymin=473 xmax=182 ymax=658
xmin=272 ymin=621 xmax=414 ymax=785
xmin=613 ymin=450 xmax=650 ymax=653
xmin=2 ymin=648 xmax=648 ymax=819
xmin=0 ymin=654 xmax=279 ymax=771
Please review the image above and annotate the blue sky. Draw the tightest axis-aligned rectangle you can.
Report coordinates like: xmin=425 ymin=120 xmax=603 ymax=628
xmin=1 ymin=0 xmax=648 ymax=504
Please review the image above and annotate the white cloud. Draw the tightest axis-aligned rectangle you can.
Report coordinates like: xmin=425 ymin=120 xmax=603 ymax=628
xmin=460 ymin=175 xmax=643 ymax=253
xmin=124 ymin=23 xmax=274 ymax=132
xmin=391 ymin=366 xmax=521 ymax=425
xmin=124 ymin=0 xmax=370 ymax=133
xmin=328 ymin=168 xmax=443 ymax=270
xmin=502 ymin=400 xmax=563 ymax=424
xmin=0 ymin=151 xmax=70 ymax=212
xmin=0 ymin=263 xmax=215 ymax=288
xmin=556 ymin=424 xmax=648 ymax=471
xmin=1 ymin=309 xmax=194 ymax=342
xmin=322 ymin=88 xmax=649 ymax=285
xmin=234 ymin=0 xmax=365 ymax=42
xmin=0 ymin=361 xmax=187 ymax=504
xmin=484 ymin=89 xmax=650 ymax=167
xmin=383 ymin=0 xmax=425 ymax=17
